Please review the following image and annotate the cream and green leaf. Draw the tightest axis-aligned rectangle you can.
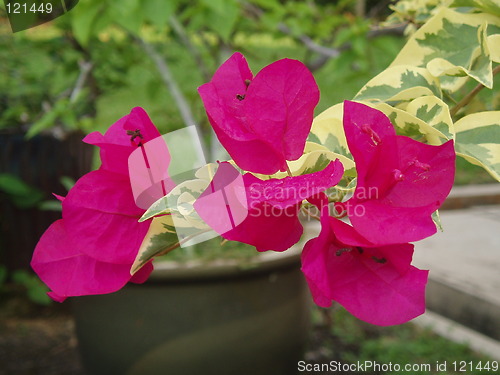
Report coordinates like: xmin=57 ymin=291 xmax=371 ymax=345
xmin=140 ymin=163 xmax=218 ymax=222
xmin=390 ymin=8 xmax=500 ymax=91
xmin=354 ymin=65 xmax=442 ymax=102
xmin=454 ymin=111 xmax=500 ymax=180
xmin=132 ymin=164 xmax=222 ymax=274
xmin=131 ymin=215 xmax=179 ymax=275
xmin=449 ymin=0 xmax=500 ymax=17
xmin=373 ymin=96 xmax=454 ymax=144
xmin=309 ymin=102 xmax=351 ymax=157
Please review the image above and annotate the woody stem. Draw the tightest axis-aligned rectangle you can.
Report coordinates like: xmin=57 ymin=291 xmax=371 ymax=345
xmin=450 ymin=64 xmax=500 ymax=118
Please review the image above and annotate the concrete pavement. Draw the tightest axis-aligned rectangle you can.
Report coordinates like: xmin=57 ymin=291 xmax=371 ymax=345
xmin=412 ymin=196 xmax=500 ymax=358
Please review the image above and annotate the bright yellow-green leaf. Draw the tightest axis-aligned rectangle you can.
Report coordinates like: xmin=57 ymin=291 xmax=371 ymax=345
xmin=390 ymin=8 xmax=500 ymax=91
xmin=454 ymin=111 xmax=500 ymax=181
xmin=354 ymin=65 xmax=442 ymax=102
xmin=131 ymin=216 xmax=179 ymax=275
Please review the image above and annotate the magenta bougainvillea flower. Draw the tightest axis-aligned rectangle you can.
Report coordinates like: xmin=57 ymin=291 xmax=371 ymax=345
xmin=301 ymin=200 xmax=428 ymax=326
xmin=194 ymin=160 xmax=344 ymax=252
xmin=198 ymin=52 xmax=320 ymax=175
xmin=32 ymin=219 xmax=153 ymax=303
xmin=336 ymin=101 xmax=455 ymax=245
xmin=31 ymin=107 xmax=161 ymax=301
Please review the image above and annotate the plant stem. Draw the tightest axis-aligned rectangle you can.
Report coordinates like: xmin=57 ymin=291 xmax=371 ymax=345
xmin=70 ymin=60 xmax=93 ymax=103
xmin=169 ymin=15 xmax=211 ymax=82
xmin=450 ymin=65 xmax=500 ymax=117
xmin=285 ymin=163 xmax=293 ymax=177
xmin=302 ymin=206 xmax=320 ymax=221
xmin=133 ymin=34 xmax=197 ymax=127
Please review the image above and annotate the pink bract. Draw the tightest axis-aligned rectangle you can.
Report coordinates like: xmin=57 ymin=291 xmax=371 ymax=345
xmin=31 ymin=220 xmax=153 ymax=302
xmin=31 ymin=108 xmax=162 ymax=301
xmin=194 ymin=160 xmax=344 ymax=252
xmin=301 ymin=204 xmax=428 ymax=326
xmin=339 ymin=101 xmax=455 ymax=245
xmin=198 ymin=52 xmax=319 ymax=175
xmin=83 ymin=107 xmax=161 ymax=177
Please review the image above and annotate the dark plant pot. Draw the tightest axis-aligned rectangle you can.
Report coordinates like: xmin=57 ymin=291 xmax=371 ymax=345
xmin=72 ymin=248 xmax=311 ymax=375
xmin=0 ymin=131 xmax=93 ymax=271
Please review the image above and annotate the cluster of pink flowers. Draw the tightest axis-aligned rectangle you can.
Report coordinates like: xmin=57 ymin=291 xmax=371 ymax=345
xmin=32 ymin=53 xmax=455 ymax=325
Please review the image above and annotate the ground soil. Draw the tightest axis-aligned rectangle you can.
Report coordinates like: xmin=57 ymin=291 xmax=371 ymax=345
xmin=0 ymin=299 xmax=84 ymax=375
xmin=0 ymin=297 xmax=340 ymax=375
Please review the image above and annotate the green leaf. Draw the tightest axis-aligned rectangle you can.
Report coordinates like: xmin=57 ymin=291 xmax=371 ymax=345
xmin=143 ymin=0 xmax=177 ymax=28
xmin=201 ymin=0 xmax=239 ymax=41
xmin=354 ymin=65 xmax=442 ymax=102
xmin=60 ymin=176 xmax=75 ymax=192
xmin=70 ymin=1 xmax=105 ymax=46
xmin=0 ymin=174 xmax=44 ymax=209
xmin=38 ymin=200 xmax=62 ymax=212
xmin=454 ymin=111 xmax=500 ymax=181
xmin=12 ymin=270 xmax=51 ymax=306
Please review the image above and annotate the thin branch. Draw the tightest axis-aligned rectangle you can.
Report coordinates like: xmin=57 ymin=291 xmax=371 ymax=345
xmin=277 ymin=23 xmax=341 ymax=59
xmin=450 ymin=64 xmax=500 ymax=118
xmin=70 ymin=60 xmax=93 ymax=103
xmin=302 ymin=206 xmax=320 ymax=221
xmin=133 ymin=34 xmax=197 ymax=127
xmin=169 ymin=15 xmax=211 ymax=82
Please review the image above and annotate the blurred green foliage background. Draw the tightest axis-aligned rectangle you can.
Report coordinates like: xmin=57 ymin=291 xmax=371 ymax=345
xmin=0 ymin=0 xmax=403 ymax=138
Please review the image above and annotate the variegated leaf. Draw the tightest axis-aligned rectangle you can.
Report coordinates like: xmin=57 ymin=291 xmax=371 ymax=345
xmin=140 ymin=163 xmax=219 ymax=222
xmin=374 ymin=96 xmax=454 ymax=144
xmin=390 ymin=8 xmax=500 ymax=91
xmin=454 ymin=111 xmax=500 ymax=181
xmin=309 ymin=102 xmax=351 ymax=157
xmin=432 ymin=210 xmax=443 ymax=232
xmin=404 ymin=96 xmax=454 ymax=140
xmin=131 ymin=215 xmax=179 ymax=275
xmin=354 ymin=65 xmax=442 ymax=102
xmin=385 ymin=0 xmax=446 ymax=28
xmin=373 ymin=103 xmax=447 ymax=145
xmin=487 ymin=34 xmax=500 ymax=63
xmin=254 ymin=143 xmax=353 ymax=183
xmin=449 ymin=0 xmax=500 ymax=16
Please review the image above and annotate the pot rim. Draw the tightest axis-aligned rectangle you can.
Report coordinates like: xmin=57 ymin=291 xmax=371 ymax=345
xmin=148 ymin=245 xmax=302 ymax=282
xmin=147 ymin=222 xmax=319 ymax=282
